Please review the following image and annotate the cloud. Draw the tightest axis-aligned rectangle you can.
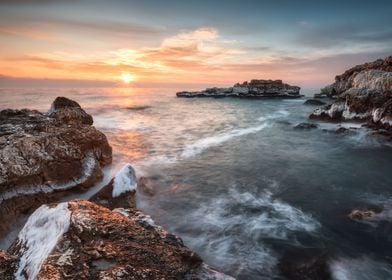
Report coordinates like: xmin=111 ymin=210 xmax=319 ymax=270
xmin=295 ymin=23 xmax=392 ymax=48
xmin=2 ymin=26 xmax=391 ymax=89
xmin=0 ymin=26 xmax=60 ymax=41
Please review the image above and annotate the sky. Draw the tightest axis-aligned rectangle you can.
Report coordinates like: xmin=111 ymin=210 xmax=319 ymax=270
xmin=0 ymin=0 xmax=392 ymax=90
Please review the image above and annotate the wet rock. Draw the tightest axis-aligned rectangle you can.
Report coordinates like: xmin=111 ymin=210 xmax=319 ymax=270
xmin=124 ymin=105 xmax=151 ymax=111
xmin=3 ymin=200 xmax=233 ymax=279
xmin=304 ymin=99 xmax=326 ymax=106
xmin=348 ymin=209 xmax=376 ymax=220
xmin=177 ymin=79 xmax=302 ymax=99
xmin=279 ymin=249 xmax=331 ymax=280
xmin=91 ymin=164 xmax=137 ymax=209
xmin=0 ymin=250 xmax=16 ymax=280
xmin=0 ymin=97 xmax=112 ymax=238
xmin=294 ymin=123 xmax=318 ymax=129
xmin=313 ymin=93 xmax=328 ymax=99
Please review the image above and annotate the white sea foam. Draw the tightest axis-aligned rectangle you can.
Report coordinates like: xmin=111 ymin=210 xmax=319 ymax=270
xmin=112 ymin=164 xmax=137 ymax=198
xmin=177 ymin=185 xmax=319 ymax=277
xmin=180 ymin=109 xmax=290 ymax=159
xmin=15 ymin=202 xmax=71 ymax=280
xmin=0 ymin=154 xmax=97 ymax=205
xmin=330 ymin=257 xmax=392 ymax=280
xmin=181 ymin=122 xmax=270 ymax=158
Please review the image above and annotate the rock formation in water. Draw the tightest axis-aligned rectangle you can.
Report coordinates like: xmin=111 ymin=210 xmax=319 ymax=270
xmin=0 ymin=164 xmax=232 ymax=279
xmin=320 ymin=56 xmax=392 ymax=97
xmin=177 ymin=79 xmax=302 ymax=99
xmin=0 ymin=97 xmax=112 ymax=237
xmin=303 ymin=99 xmax=326 ymax=106
xmin=309 ymin=56 xmax=392 ymax=139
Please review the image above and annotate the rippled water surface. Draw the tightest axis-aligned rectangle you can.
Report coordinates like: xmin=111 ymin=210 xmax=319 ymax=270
xmin=1 ymin=88 xmax=392 ymax=279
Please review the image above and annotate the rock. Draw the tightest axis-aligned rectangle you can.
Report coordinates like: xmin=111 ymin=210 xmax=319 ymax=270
xmin=3 ymin=200 xmax=233 ymax=279
xmin=0 ymin=97 xmax=112 ymax=238
xmin=294 ymin=123 xmax=318 ymax=129
xmin=313 ymin=93 xmax=328 ymax=99
xmin=91 ymin=164 xmax=137 ymax=209
xmin=49 ymin=96 xmax=94 ymax=125
xmin=309 ymin=56 xmax=392 ymax=139
xmin=177 ymin=79 xmax=302 ymax=99
xmin=304 ymin=99 xmax=326 ymax=106
xmin=348 ymin=209 xmax=376 ymax=220
xmin=320 ymin=56 xmax=392 ymax=97
xmin=278 ymin=249 xmax=331 ymax=280
xmin=0 ymin=250 xmax=16 ymax=280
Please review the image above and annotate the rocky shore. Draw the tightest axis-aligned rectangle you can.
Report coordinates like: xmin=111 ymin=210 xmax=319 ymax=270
xmin=309 ymin=56 xmax=392 ymax=139
xmin=176 ymin=79 xmax=302 ymax=99
xmin=0 ymin=97 xmax=232 ymax=279
xmin=0 ymin=97 xmax=112 ymax=238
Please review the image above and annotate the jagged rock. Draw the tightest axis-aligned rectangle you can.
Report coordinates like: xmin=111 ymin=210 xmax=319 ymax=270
xmin=310 ymin=56 xmax=392 ymax=139
xmin=304 ymin=99 xmax=326 ymax=106
xmin=320 ymin=56 xmax=392 ymax=97
xmin=3 ymin=200 xmax=233 ymax=280
xmin=177 ymin=79 xmax=302 ymax=99
xmin=91 ymin=164 xmax=137 ymax=209
xmin=0 ymin=97 xmax=112 ymax=238
xmin=294 ymin=123 xmax=318 ymax=129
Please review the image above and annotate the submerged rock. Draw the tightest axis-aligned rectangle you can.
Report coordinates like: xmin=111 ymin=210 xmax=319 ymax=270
xmin=2 ymin=200 xmax=233 ymax=280
xmin=177 ymin=79 xmax=302 ymax=99
xmin=0 ymin=97 xmax=112 ymax=238
xmin=348 ymin=209 xmax=376 ymax=220
xmin=304 ymin=99 xmax=326 ymax=106
xmin=294 ymin=123 xmax=318 ymax=129
xmin=278 ymin=249 xmax=331 ymax=280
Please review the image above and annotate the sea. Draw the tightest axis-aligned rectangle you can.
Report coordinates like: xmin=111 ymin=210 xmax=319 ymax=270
xmin=1 ymin=87 xmax=392 ymax=279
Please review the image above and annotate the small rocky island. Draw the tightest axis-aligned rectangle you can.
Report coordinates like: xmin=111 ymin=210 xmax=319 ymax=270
xmin=177 ymin=79 xmax=302 ymax=99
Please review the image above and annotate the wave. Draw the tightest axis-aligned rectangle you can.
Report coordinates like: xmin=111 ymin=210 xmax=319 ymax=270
xmin=181 ymin=122 xmax=270 ymax=158
xmin=181 ymin=110 xmax=289 ymax=159
xmin=173 ymin=184 xmax=319 ymax=278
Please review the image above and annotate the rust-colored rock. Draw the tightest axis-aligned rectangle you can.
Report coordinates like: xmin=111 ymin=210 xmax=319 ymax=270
xmin=0 ymin=97 xmax=112 ymax=238
xmin=4 ymin=200 xmax=232 ymax=280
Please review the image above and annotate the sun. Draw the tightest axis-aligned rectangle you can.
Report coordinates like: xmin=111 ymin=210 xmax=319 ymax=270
xmin=121 ymin=73 xmax=134 ymax=84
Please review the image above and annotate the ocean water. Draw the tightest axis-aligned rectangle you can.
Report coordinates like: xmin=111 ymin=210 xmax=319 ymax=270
xmin=1 ymin=87 xmax=392 ymax=279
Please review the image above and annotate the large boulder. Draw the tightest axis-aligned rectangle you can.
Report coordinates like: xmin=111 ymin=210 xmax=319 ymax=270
xmin=177 ymin=79 xmax=302 ymax=99
xmin=3 ymin=200 xmax=233 ymax=280
xmin=0 ymin=97 xmax=112 ymax=238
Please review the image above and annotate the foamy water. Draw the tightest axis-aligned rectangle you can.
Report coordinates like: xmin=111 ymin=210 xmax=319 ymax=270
xmin=1 ymin=88 xmax=392 ymax=279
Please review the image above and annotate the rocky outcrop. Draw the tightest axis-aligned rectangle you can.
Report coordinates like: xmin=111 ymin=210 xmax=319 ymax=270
xmin=310 ymin=56 xmax=392 ymax=139
xmin=320 ymin=56 xmax=392 ymax=97
xmin=2 ymin=200 xmax=233 ymax=280
xmin=177 ymin=79 xmax=302 ymax=99
xmin=0 ymin=97 xmax=112 ymax=238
